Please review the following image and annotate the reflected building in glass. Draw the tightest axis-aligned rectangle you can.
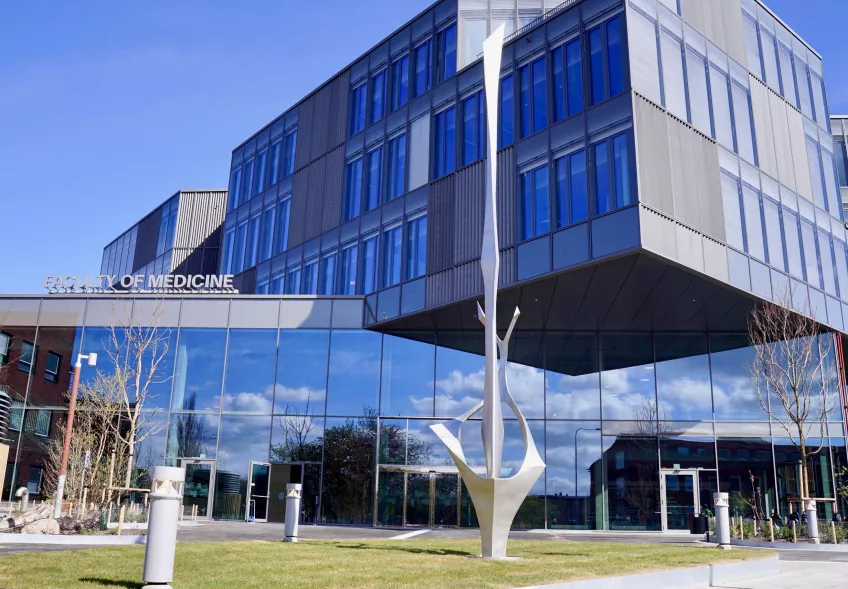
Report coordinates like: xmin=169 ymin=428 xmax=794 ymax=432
xmin=3 ymin=0 xmax=848 ymax=532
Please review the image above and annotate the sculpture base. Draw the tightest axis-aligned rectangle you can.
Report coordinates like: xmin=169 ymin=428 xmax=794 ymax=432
xmin=465 ymin=555 xmax=521 ymax=561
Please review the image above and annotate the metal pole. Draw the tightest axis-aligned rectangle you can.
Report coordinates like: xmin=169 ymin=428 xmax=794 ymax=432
xmin=54 ymin=361 xmax=82 ymax=519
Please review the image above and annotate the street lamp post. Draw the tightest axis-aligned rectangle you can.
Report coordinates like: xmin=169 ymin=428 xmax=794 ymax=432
xmin=573 ymin=427 xmax=601 ymax=525
xmin=53 ymin=352 xmax=97 ymax=519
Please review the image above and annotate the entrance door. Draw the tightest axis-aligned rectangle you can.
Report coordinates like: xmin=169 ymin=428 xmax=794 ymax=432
xmin=376 ymin=467 xmax=461 ymax=528
xmin=180 ymin=459 xmax=215 ymax=520
xmin=661 ymin=470 xmax=699 ymax=531
xmin=246 ymin=462 xmax=271 ymax=522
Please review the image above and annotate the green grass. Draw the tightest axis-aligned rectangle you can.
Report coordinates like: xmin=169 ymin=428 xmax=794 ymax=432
xmin=0 ymin=539 xmax=768 ymax=589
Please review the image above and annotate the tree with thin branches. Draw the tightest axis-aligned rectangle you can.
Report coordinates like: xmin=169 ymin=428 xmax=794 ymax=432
xmin=747 ymin=289 xmax=837 ymax=500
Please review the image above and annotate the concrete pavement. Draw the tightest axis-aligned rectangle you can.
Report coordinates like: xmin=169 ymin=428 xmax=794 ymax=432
xmin=712 ymin=560 xmax=848 ymax=589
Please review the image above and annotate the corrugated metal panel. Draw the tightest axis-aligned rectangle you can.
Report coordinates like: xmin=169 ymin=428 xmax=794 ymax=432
xmin=517 ymin=130 xmax=549 ymax=167
xmin=295 ymin=97 xmax=315 ymax=171
xmin=669 ymin=120 xmax=700 ymax=229
xmin=454 ymin=260 xmax=483 ymax=300
xmin=749 ymin=77 xmax=777 ymax=179
xmin=174 ymin=191 xmax=227 ymax=249
xmin=497 ymin=148 xmax=518 ymax=248
xmin=633 ymin=96 xmax=674 ymax=216
xmin=694 ymin=136 xmax=725 ymax=242
xmin=582 ymin=0 xmax=620 ymax=22
xmin=288 ymin=169 xmax=310 ymax=247
xmin=432 ymin=78 xmax=457 ymax=111
xmin=499 ymin=247 xmax=517 ymax=287
xmin=786 ymin=106 xmax=813 ymax=202
xmin=546 ymin=4 xmax=580 ymax=42
xmin=322 ymin=146 xmax=345 ymax=233
xmin=310 ymin=85 xmax=332 ymax=161
xmin=304 ymin=157 xmax=327 ymax=242
xmin=428 ymin=174 xmax=456 ymax=273
xmin=454 ymin=161 xmax=485 ymax=264
xmin=550 ymin=115 xmax=585 ymax=153
xmin=721 ymin=0 xmax=747 ymax=68
xmin=426 ymin=269 xmax=452 ymax=308
xmin=370 ymin=42 xmax=389 ymax=70
xmin=329 ymin=71 xmax=350 ymax=150
xmin=586 ymin=94 xmax=631 ymax=136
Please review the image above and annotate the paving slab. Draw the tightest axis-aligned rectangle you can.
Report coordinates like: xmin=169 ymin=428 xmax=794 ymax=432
xmin=712 ymin=560 xmax=848 ymax=589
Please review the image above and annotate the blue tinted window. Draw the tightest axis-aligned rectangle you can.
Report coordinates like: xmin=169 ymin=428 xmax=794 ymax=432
xmin=414 ymin=39 xmax=432 ymax=97
xmin=463 ymin=93 xmax=478 ymax=165
xmin=246 ymin=214 xmax=260 ymax=269
xmin=552 ymin=48 xmax=565 ymax=121
xmin=612 ymin=134 xmax=632 ymax=208
xmin=607 ymin=17 xmax=623 ymax=96
xmin=228 ymin=167 xmax=241 ymax=211
xmin=571 ymin=150 xmax=588 ymax=222
xmin=240 ymin=158 xmax=254 ymax=205
xmin=589 ymin=27 xmax=604 ymax=104
xmin=254 ymin=149 xmax=267 ymax=195
xmin=361 ymin=235 xmax=378 ymax=294
xmin=520 ymin=64 xmax=531 ymax=138
xmin=380 ymin=334 xmax=435 ymax=417
xmin=391 ymin=55 xmax=409 ymax=110
xmin=260 ymin=206 xmax=275 ymax=262
xmin=387 ymin=134 xmax=406 ymax=200
xmin=566 ymin=39 xmax=583 ymax=116
xmin=806 ymin=138 xmax=827 ymax=211
xmin=273 ymin=330 xmax=329 ymax=415
xmin=366 ymin=146 xmax=382 ymax=211
xmin=321 ymin=252 xmax=337 ymax=295
xmin=233 ymin=220 xmax=247 ymax=273
xmin=283 ymin=129 xmax=297 ymax=176
xmin=350 ymin=82 xmax=366 ymax=136
xmin=302 ymin=259 xmax=319 ymax=294
xmin=171 ymin=328 xmax=227 ymax=412
xmin=532 ymin=57 xmax=547 ymax=133
xmin=438 ymin=23 xmax=457 ymax=83
xmin=406 ymin=215 xmax=427 ymax=279
xmin=372 ymin=70 xmax=386 ymax=123
xmin=344 ymin=158 xmax=363 ymax=220
xmin=284 ymin=266 xmax=301 ymax=294
xmin=500 ymin=75 xmax=514 ymax=147
xmin=275 ymin=197 xmax=290 ymax=254
xmin=326 ymin=331 xmax=382 ymax=416
xmin=836 ymin=141 xmax=848 ymax=187
xmin=594 ymin=142 xmax=610 ymax=214
xmin=434 ymin=106 xmax=456 ymax=178
xmin=268 ymin=139 xmax=281 ymax=186
xmin=222 ymin=329 xmax=277 ymax=411
xmin=382 ymin=225 xmax=402 ymax=288
xmin=221 ymin=226 xmax=234 ymax=273
xmin=340 ymin=244 xmax=358 ymax=295
xmin=520 ymin=165 xmax=550 ymax=240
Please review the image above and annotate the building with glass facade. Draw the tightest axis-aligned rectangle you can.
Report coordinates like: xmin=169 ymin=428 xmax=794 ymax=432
xmin=3 ymin=0 xmax=848 ymax=532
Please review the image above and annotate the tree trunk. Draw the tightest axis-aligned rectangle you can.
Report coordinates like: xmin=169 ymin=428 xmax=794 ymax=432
xmin=124 ymin=421 xmax=136 ymax=490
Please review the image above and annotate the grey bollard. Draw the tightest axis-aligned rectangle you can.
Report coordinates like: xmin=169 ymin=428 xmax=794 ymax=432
xmin=713 ymin=492 xmax=731 ymax=550
xmin=284 ymin=483 xmax=302 ymax=543
xmin=142 ymin=466 xmax=185 ymax=589
xmin=804 ymin=499 xmax=820 ymax=545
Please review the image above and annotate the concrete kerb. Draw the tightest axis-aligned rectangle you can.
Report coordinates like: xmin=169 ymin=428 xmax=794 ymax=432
xmin=516 ymin=555 xmax=779 ymax=589
xmin=0 ymin=533 xmax=146 ymax=545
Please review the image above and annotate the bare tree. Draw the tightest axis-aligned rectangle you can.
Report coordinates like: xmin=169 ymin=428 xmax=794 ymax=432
xmin=271 ymin=395 xmax=320 ymax=463
xmin=747 ymin=289 xmax=836 ymax=499
xmin=96 ymin=303 xmax=172 ymax=494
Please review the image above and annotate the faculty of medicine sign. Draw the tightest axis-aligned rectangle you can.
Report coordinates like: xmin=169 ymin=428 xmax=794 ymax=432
xmin=45 ymin=274 xmax=238 ymax=294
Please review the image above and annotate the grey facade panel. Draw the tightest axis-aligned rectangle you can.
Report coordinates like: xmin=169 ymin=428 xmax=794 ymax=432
xmin=517 ymin=235 xmax=552 ymax=281
xmin=295 ymin=96 xmax=315 ymax=171
xmin=680 ymin=0 xmax=706 ymax=38
xmin=786 ymin=106 xmax=813 ymax=203
xmin=321 ymin=146 xmax=345 ymax=233
xmin=426 ymin=268 xmax=452 ymax=308
xmin=454 ymin=161 xmax=484 ymax=265
xmin=500 ymin=246 xmax=517 ymax=288
xmin=288 ymin=169 xmax=310 ymax=248
xmin=749 ymin=77 xmax=777 ymax=180
xmin=591 ymin=206 xmax=640 ymax=258
xmin=633 ymin=96 xmax=674 ymax=217
xmin=721 ymin=0 xmax=747 ymax=68
xmin=550 ymin=115 xmax=584 ymax=154
xmin=497 ymin=147 xmax=518 ymax=249
xmin=428 ymin=174 xmax=456 ymax=273
xmin=39 ymin=299 xmax=86 ymax=327
xmin=517 ymin=130 xmax=549 ymax=167
xmin=310 ymin=85 xmax=332 ymax=161
xmin=553 ymin=223 xmax=590 ymax=269
xmin=454 ymin=259 xmax=483 ymax=302
xmin=695 ymin=136 xmax=725 ymax=242
xmin=668 ymin=119 xmax=700 ymax=230
xmin=329 ymin=71 xmax=351 ymax=150
xmin=304 ymin=157 xmax=327 ymax=242
xmin=769 ymin=92 xmax=796 ymax=191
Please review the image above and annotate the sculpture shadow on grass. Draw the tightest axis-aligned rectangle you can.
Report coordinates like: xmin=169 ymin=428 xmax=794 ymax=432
xmin=335 ymin=543 xmax=471 ymax=557
xmin=78 ymin=579 xmax=143 ymax=589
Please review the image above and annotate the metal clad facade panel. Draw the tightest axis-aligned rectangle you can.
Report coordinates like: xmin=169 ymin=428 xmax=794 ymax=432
xmin=454 ymin=161 xmax=485 ymax=265
xmin=497 ymin=147 xmax=518 ymax=248
xmin=289 ymin=169 xmax=310 ymax=247
xmin=669 ymin=120 xmax=701 ymax=229
xmin=786 ymin=106 xmax=813 ymax=202
xmin=695 ymin=137 xmax=725 ymax=242
xmin=769 ymin=92 xmax=796 ymax=190
xmin=680 ymin=0 xmax=706 ymax=37
xmin=428 ymin=174 xmax=456 ymax=273
xmin=516 ymin=131 xmax=549 ymax=166
xmin=633 ymin=96 xmax=674 ymax=216
xmin=721 ymin=0 xmax=747 ymax=67
xmin=310 ymin=85 xmax=332 ymax=161
xmin=295 ymin=97 xmax=315 ymax=170
xmin=329 ymin=71 xmax=351 ymax=150
xmin=322 ymin=146 xmax=345 ymax=232
xmin=749 ymin=77 xmax=777 ymax=179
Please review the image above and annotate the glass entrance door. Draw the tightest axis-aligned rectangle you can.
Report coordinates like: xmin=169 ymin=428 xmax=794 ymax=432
xmin=180 ymin=459 xmax=215 ymax=520
xmin=661 ymin=470 xmax=699 ymax=531
xmin=247 ymin=462 xmax=271 ymax=522
xmin=376 ymin=467 xmax=461 ymax=528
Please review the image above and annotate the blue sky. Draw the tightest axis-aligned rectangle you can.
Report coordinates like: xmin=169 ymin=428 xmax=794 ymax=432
xmin=0 ymin=0 xmax=846 ymax=294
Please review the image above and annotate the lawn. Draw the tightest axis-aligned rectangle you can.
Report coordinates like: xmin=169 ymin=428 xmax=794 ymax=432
xmin=0 ymin=539 xmax=768 ymax=589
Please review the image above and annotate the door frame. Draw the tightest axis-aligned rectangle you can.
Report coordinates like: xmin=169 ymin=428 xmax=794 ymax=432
xmin=659 ymin=468 xmax=700 ymax=532
xmin=246 ymin=461 xmax=271 ymax=523
xmin=179 ymin=458 xmax=216 ymax=521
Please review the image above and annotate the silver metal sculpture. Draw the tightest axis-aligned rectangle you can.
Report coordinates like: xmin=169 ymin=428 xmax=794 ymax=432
xmin=430 ymin=25 xmax=545 ymax=559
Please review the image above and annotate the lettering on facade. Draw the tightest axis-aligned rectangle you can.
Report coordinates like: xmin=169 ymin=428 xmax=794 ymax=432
xmin=44 ymin=275 xmax=238 ymax=295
